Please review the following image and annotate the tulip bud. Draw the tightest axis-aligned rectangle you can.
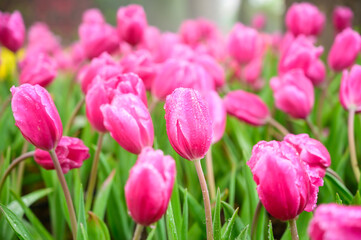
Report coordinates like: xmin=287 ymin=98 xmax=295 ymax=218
xmin=227 ymin=23 xmax=259 ymax=65
xmin=224 ymin=90 xmax=270 ymax=126
xmin=242 ymin=57 xmax=263 ymax=88
xmin=270 ymin=70 xmax=314 ymax=119
xmin=340 ymin=65 xmax=361 ymax=112
xmin=0 ymin=11 xmax=25 ymax=52
xmin=27 ymin=22 xmax=61 ymax=55
xmin=285 ymin=3 xmax=325 ymax=37
xmin=306 ymin=59 xmax=326 ymax=86
xmin=165 ymin=88 xmax=212 ymax=160
xmin=101 ymin=94 xmax=154 ymax=154
xmin=252 ymin=14 xmax=266 ymax=30
xmin=328 ymin=28 xmax=361 ymax=72
xmin=333 ymin=6 xmax=353 ymax=33
xmin=34 ymin=136 xmax=90 ymax=174
xmin=308 ymin=204 xmax=361 ymax=240
xmin=192 ymin=53 xmax=225 ymax=88
xmin=19 ymin=53 xmax=57 ymax=87
xmin=248 ymin=140 xmax=311 ymax=221
xmin=11 ymin=84 xmax=63 ymax=150
xmin=125 ymin=147 xmax=176 ymax=225
xmin=117 ymin=4 xmax=147 ymax=46
xmin=204 ymin=91 xmax=226 ymax=143
xmin=82 ymin=8 xmax=105 ymax=24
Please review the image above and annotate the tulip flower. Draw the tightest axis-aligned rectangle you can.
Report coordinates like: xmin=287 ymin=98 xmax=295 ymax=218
xmin=306 ymin=59 xmax=326 ymax=86
xmin=328 ymin=28 xmax=361 ymax=72
xmin=333 ymin=6 xmax=353 ymax=33
xmin=101 ymin=94 xmax=154 ymax=154
xmin=117 ymin=4 xmax=147 ymax=46
xmin=285 ymin=2 xmax=325 ymax=37
xmin=11 ymin=84 xmax=63 ymax=151
xmin=224 ymin=90 xmax=270 ymax=126
xmin=27 ymin=22 xmax=61 ymax=55
xmin=192 ymin=53 xmax=225 ymax=88
xmin=82 ymin=8 xmax=105 ymax=24
xmin=19 ymin=53 xmax=57 ymax=87
xmin=308 ymin=204 xmax=361 ymax=240
xmin=242 ymin=57 xmax=264 ymax=90
xmin=125 ymin=147 xmax=176 ymax=226
xmin=155 ymin=32 xmax=181 ymax=62
xmin=34 ymin=136 xmax=90 ymax=174
xmin=227 ymin=23 xmax=259 ymax=65
xmin=138 ymin=26 xmax=161 ymax=55
xmin=0 ymin=10 xmax=25 ymax=52
xmin=270 ymin=70 xmax=314 ymax=119
xmin=252 ymin=13 xmax=266 ymax=30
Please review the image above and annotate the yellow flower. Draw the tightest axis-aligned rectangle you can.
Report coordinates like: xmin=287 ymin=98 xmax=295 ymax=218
xmin=0 ymin=47 xmax=24 ymax=82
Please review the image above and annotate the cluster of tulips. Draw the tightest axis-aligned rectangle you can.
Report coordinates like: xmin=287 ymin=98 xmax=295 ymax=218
xmin=1 ymin=2 xmax=361 ymax=240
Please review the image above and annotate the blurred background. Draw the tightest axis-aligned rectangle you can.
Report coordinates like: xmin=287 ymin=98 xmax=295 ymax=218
xmin=0 ymin=0 xmax=361 ymax=49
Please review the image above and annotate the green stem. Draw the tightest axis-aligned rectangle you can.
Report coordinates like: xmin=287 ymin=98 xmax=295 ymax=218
xmin=267 ymin=117 xmax=290 ymax=136
xmin=250 ymin=201 xmax=262 ymax=240
xmin=0 ymin=151 xmax=35 ymax=195
xmin=15 ymin=141 xmax=29 ymax=194
xmin=49 ymin=149 xmax=77 ymax=239
xmin=85 ymin=132 xmax=105 ymax=212
xmin=132 ymin=224 xmax=144 ymax=240
xmin=348 ymin=109 xmax=360 ymax=182
xmin=64 ymin=96 xmax=85 ymax=135
xmin=0 ymin=95 xmax=11 ymax=120
xmin=305 ymin=118 xmax=321 ymax=140
xmin=194 ymin=159 xmax=213 ymax=240
xmin=206 ymin=147 xmax=216 ymax=201
xmin=148 ymin=97 xmax=159 ymax=113
xmin=289 ymin=218 xmax=299 ymax=240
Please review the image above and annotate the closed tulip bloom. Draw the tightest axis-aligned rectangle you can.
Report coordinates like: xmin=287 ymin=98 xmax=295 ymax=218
xmin=340 ymin=65 xmax=361 ymax=112
xmin=117 ymin=4 xmax=147 ymax=46
xmin=34 ymin=136 xmax=90 ymax=174
xmin=308 ymin=204 xmax=361 ymax=240
xmin=227 ymin=23 xmax=259 ymax=65
xmin=328 ymin=28 xmax=361 ymax=72
xmin=101 ymin=94 xmax=154 ymax=154
xmin=333 ymin=6 xmax=353 ymax=33
xmin=224 ymin=90 xmax=270 ymax=126
xmin=125 ymin=147 xmax=175 ymax=225
xmin=285 ymin=3 xmax=325 ymax=37
xmin=270 ymin=70 xmax=314 ymax=119
xmin=242 ymin=57 xmax=263 ymax=87
xmin=19 ymin=53 xmax=57 ymax=87
xmin=252 ymin=13 xmax=266 ymax=30
xmin=27 ymin=22 xmax=61 ymax=55
xmin=248 ymin=140 xmax=311 ymax=221
xmin=165 ymin=88 xmax=212 ymax=160
xmin=306 ymin=59 xmax=326 ymax=86
xmin=0 ymin=11 xmax=25 ymax=52
xmin=204 ymin=91 xmax=226 ymax=143
xmin=11 ymin=84 xmax=63 ymax=150
xmin=192 ymin=53 xmax=225 ymax=88
xmin=82 ymin=8 xmax=105 ymax=24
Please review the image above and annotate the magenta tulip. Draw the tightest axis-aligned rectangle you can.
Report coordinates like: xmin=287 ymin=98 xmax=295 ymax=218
xmin=333 ymin=6 xmax=353 ymax=33
xmin=101 ymin=94 xmax=154 ymax=154
xmin=251 ymin=13 xmax=266 ymax=30
xmin=27 ymin=22 xmax=61 ymax=55
xmin=34 ymin=136 xmax=90 ymax=174
xmin=11 ymin=84 xmax=63 ymax=150
xmin=165 ymin=88 xmax=212 ymax=160
xmin=204 ymin=91 xmax=226 ymax=143
xmin=242 ymin=57 xmax=263 ymax=88
xmin=285 ymin=2 xmax=325 ymax=37
xmin=306 ymin=59 xmax=326 ymax=86
xmin=328 ymin=28 xmax=361 ymax=72
xmin=308 ymin=204 xmax=361 ymax=240
xmin=125 ymin=147 xmax=175 ymax=225
xmin=0 ymin=10 xmax=25 ymax=52
xmin=340 ymin=65 xmax=361 ymax=112
xmin=19 ymin=53 xmax=57 ymax=87
xmin=117 ymin=4 xmax=147 ymax=46
xmin=192 ymin=53 xmax=225 ymax=88
xmin=224 ymin=90 xmax=270 ymax=126
xmin=82 ymin=8 xmax=105 ymax=24
xmin=270 ymin=70 xmax=314 ymax=119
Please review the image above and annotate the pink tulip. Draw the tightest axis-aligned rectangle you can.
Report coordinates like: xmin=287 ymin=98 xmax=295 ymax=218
xmin=192 ymin=53 xmax=225 ymax=88
xmin=242 ymin=57 xmax=263 ymax=88
xmin=82 ymin=8 xmax=105 ymax=24
xmin=11 ymin=84 xmax=63 ymax=150
xmin=227 ymin=23 xmax=259 ymax=65
xmin=101 ymin=94 xmax=154 ymax=154
xmin=139 ymin=26 xmax=161 ymax=54
xmin=248 ymin=140 xmax=311 ymax=221
xmin=19 ymin=53 xmax=57 ymax=87
xmin=165 ymin=88 xmax=212 ymax=160
xmin=340 ymin=65 xmax=361 ymax=112
xmin=34 ymin=136 xmax=90 ymax=174
xmin=125 ymin=147 xmax=175 ymax=225
xmin=284 ymin=134 xmax=331 ymax=211
xmin=79 ymin=10 xmax=118 ymax=59
xmin=333 ymin=6 xmax=353 ymax=33
xmin=0 ymin=11 xmax=25 ymax=52
xmin=285 ymin=2 xmax=325 ymax=37
xmin=27 ymin=22 xmax=61 ymax=55
xmin=117 ymin=4 xmax=147 ymax=46
xmin=270 ymin=70 xmax=314 ymax=119
xmin=70 ymin=42 xmax=86 ymax=69
xmin=204 ymin=91 xmax=226 ymax=143
xmin=328 ymin=28 xmax=361 ymax=72
xmin=252 ymin=13 xmax=266 ymax=30
xmin=308 ymin=204 xmax=361 ymax=240
xmin=79 ymin=53 xmax=122 ymax=93
xmin=224 ymin=90 xmax=270 ymax=126
xmin=306 ymin=59 xmax=326 ymax=86
xmin=154 ymin=32 xmax=180 ymax=62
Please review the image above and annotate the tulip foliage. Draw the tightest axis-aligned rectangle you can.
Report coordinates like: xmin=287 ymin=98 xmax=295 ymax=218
xmin=1 ymin=2 xmax=361 ymax=240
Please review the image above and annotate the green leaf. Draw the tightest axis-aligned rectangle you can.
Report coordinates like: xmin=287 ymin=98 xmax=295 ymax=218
xmin=335 ymin=193 xmax=343 ymax=204
xmin=213 ymin=189 xmax=221 ymax=240
xmin=268 ymin=220 xmax=274 ymax=240
xmin=87 ymin=212 xmax=110 ymax=240
xmin=221 ymin=201 xmax=244 ymax=232
xmin=325 ymin=171 xmax=353 ymax=203
xmin=0 ymin=203 xmax=34 ymax=240
xmin=352 ymin=191 xmax=361 ymax=205
xmin=180 ymin=189 xmax=188 ymax=240
xmin=222 ymin=207 xmax=239 ymax=240
xmin=171 ymin=179 xmax=182 ymax=236
xmin=179 ymin=186 xmax=205 ymax=228
xmin=76 ymin=184 xmax=88 ymax=240
xmin=235 ymin=225 xmax=250 ymax=240
xmin=146 ymin=225 xmax=157 ymax=240
xmin=166 ymin=203 xmax=178 ymax=240
xmin=79 ymin=223 xmax=89 ymax=240
xmin=93 ymin=170 xmax=116 ymax=219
